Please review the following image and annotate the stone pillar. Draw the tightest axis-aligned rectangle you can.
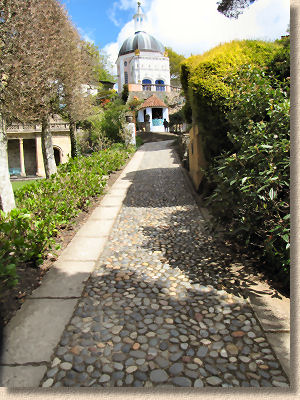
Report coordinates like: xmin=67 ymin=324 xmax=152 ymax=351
xmin=125 ymin=116 xmax=136 ymax=146
xmin=19 ymin=138 xmax=26 ymax=177
xmin=35 ymin=136 xmax=45 ymax=177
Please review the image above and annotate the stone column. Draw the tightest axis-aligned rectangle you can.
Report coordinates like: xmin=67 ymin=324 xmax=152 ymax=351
xmin=35 ymin=136 xmax=45 ymax=177
xmin=19 ymin=138 xmax=26 ymax=177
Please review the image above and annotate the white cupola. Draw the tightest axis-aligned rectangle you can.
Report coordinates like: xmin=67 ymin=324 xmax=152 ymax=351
xmin=133 ymin=2 xmax=145 ymax=33
xmin=116 ymin=1 xmax=170 ymax=96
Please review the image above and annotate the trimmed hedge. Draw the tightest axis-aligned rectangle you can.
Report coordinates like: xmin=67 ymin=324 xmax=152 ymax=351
xmin=181 ymin=40 xmax=279 ymax=161
xmin=0 ymin=144 xmax=134 ymax=290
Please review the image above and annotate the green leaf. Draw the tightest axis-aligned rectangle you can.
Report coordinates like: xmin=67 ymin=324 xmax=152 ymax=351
xmin=282 ymin=234 xmax=289 ymax=243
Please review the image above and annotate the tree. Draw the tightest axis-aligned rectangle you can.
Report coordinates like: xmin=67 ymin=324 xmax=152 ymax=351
xmin=82 ymin=42 xmax=115 ymax=87
xmin=0 ymin=0 xmax=42 ymax=211
xmin=165 ymin=47 xmax=185 ymax=86
xmin=57 ymin=20 xmax=93 ymax=158
xmin=121 ymin=84 xmax=129 ymax=104
xmin=0 ymin=0 xmax=96 ymax=207
xmin=217 ymin=0 xmax=256 ymax=18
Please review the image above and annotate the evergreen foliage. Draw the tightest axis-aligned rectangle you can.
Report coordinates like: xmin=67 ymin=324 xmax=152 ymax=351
xmin=205 ymin=66 xmax=289 ymax=283
xmin=0 ymin=145 xmax=134 ymax=291
xmin=181 ymin=38 xmax=290 ymax=284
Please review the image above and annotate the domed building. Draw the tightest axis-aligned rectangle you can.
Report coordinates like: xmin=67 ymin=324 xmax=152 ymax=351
xmin=117 ymin=2 xmax=171 ymax=95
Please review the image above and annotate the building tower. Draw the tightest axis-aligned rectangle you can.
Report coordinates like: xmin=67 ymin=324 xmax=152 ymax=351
xmin=116 ymin=2 xmax=171 ymax=96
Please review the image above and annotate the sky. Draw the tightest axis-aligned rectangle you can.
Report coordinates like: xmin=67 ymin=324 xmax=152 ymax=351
xmin=62 ymin=0 xmax=290 ymax=76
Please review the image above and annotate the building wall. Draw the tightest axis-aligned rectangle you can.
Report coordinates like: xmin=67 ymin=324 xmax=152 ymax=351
xmin=7 ymin=140 xmax=20 ymax=172
xmin=23 ymin=139 xmax=37 ymax=175
xmin=117 ymin=51 xmax=170 ymax=93
xmin=52 ymin=133 xmax=72 ymax=164
xmin=188 ymin=125 xmax=207 ymax=190
xmin=137 ymin=107 xmax=169 ymax=132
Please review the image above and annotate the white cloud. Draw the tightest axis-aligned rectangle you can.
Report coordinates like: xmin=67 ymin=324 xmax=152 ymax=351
xmin=104 ymin=0 xmax=289 ymax=71
xmin=108 ymin=0 xmax=147 ymax=26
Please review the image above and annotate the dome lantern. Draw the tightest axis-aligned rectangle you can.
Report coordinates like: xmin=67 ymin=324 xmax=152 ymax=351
xmin=133 ymin=2 xmax=145 ymax=33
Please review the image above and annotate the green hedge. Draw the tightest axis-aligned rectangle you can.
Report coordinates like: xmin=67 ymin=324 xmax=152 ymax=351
xmin=205 ymin=66 xmax=290 ymax=284
xmin=0 ymin=144 xmax=134 ymax=290
xmin=181 ymin=38 xmax=290 ymax=285
xmin=181 ymin=40 xmax=279 ymax=161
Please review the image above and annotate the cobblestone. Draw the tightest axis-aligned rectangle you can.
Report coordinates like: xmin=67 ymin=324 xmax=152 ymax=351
xmin=40 ymin=141 xmax=289 ymax=388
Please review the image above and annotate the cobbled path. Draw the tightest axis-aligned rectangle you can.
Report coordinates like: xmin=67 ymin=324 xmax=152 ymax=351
xmin=40 ymin=141 xmax=289 ymax=388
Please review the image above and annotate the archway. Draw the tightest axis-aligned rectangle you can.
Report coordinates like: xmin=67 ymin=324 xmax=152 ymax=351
xmin=53 ymin=147 xmax=62 ymax=166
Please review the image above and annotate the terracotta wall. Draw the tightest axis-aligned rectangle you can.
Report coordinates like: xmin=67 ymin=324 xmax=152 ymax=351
xmin=188 ymin=125 xmax=207 ymax=190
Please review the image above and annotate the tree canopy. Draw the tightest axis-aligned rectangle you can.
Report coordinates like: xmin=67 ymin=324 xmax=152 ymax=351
xmin=217 ymin=0 xmax=256 ymax=18
xmin=82 ymin=42 xmax=116 ymax=86
xmin=0 ymin=0 xmax=98 ymax=210
xmin=165 ymin=47 xmax=185 ymax=86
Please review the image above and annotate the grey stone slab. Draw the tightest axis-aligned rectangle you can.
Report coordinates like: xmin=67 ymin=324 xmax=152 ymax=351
xmin=108 ymin=186 xmax=130 ymax=196
xmin=30 ymin=261 xmax=94 ymax=298
xmin=100 ymin=195 xmax=125 ymax=207
xmin=59 ymin=236 xmax=107 ymax=261
xmin=265 ymin=332 xmax=290 ymax=379
xmin=0 ymin=365 xmax=47 ymax=388
xmin=248 ymin=282 xmax=290 ymax=331
xmin=75 ymin=219 xmax=114 ymax=238
xmin=89 ymin=206 xmax=120 ymax=221
xmin=2 ymin=299 xmax=78 ymax=364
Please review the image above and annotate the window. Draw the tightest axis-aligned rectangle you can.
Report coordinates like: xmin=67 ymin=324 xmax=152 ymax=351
xmin=155 ymin=79 xmax=165 ymax=91
xmin=152 ymin=108 xmax=163 ymax=125
xmin=124 ymin=61 xmax=127 ymax=66
xmin=124 ymin=72 xmax=128 ymax=84
xmin=142 ymin=79 xmax=152 ymax=91
xmin=152 ymin=108 xmax=163 ymax=119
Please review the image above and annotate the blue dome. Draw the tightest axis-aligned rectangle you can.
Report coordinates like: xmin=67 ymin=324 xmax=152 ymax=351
xmin=118 ymin=31 xmax=165 ymax=57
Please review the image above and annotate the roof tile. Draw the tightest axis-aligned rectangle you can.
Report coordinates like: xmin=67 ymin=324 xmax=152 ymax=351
xmin=139 ymin=95 xmax=167 ymax=109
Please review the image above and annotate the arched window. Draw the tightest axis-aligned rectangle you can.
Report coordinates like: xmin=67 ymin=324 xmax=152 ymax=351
xmin=142 ymin=79 xmax=152 ymax=91
xmin=124 ymin=61 xmax=127 ymax=66
xmin=155 ymin=79 xmax=165 ymax=91
xmin=124 ymin=71 xmax=128 ymax=84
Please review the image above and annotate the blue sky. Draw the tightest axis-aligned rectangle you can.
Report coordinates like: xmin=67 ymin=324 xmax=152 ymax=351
xmin=62 ymin=0 xmax=128 ymax=48
xmin=62 ymin=0 xmax=290 ymax=73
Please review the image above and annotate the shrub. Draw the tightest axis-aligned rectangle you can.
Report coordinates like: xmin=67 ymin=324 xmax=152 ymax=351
xmin=268 ymin=36 xmax=290 ymax=83
xmin=205 ymin=67 xmax=290 ymax=283
xmin=98 ymin=100 xmax=128 ymax=143
xmin=0 ymin=144 xmax=134 ymax=291
xmin=181 ymin=40 xmax=279 ymax=161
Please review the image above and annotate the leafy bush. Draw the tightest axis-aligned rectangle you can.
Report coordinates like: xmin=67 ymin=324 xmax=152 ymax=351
xmin=97 ymin=100 xmax=128 ymax=143
xmin=181 ymin=40 xmax=279 ymax=160
xmin=205 ymin=67 xmax=290 ymax=282
xmin=268 ymin=36 xmax=290 ymax=83
xmin=0 ymin=144 xmax=134 ymax=291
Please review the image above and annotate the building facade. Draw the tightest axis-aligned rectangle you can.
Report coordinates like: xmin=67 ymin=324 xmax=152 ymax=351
xmin=117 ymin=3 xmax=172 ymax=96
xmin=137 ymin=94 xmax=169 ymax=133
xmin=7 ymin=115 xmax=71 ymax=177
